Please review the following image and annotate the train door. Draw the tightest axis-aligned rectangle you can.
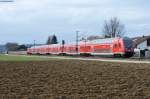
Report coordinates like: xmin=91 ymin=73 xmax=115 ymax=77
xmin=80 ymin=44 xmax=92 ymax=54
xmin=113 ymin=38 xmax=124 ymax=55
xmin=68 ymin=46 xmax=76 ymax=55
xmin=92 ymin=44 xmax=112 ymax=55
xmin=59 ymin=45 xmax=67 ymax=54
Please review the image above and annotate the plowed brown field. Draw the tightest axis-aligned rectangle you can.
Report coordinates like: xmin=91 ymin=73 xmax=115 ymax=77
xmin=0 ymin=60 xmax=150 ymax=99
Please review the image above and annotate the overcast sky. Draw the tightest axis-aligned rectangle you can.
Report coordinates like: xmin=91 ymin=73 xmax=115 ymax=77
xmin=0 ymin=0 xmax=150 ymax=44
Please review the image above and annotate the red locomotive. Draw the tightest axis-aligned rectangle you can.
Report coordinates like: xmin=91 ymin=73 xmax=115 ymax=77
xmin=27 ymin=37 xmax=134 ymax=57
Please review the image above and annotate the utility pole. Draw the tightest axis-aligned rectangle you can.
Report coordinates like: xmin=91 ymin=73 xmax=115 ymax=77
xmin=76 ymin=31 xmax=79 ymax=55
xmin=34 ymin=40 xmax=35 ymax=47
xmin=82 ymin=32 xmax=87 ymax=51
xmin=34 ymin=40 xmax=35 ymax=53
xmin=84 ymin=37 xmax=87 ymax=50
xmin=62 ymin=40 xmax=65 ymax=53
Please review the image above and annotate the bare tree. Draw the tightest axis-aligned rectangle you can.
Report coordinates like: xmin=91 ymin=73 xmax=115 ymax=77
xmin=102 ymin=17 xmax=125 ymax=38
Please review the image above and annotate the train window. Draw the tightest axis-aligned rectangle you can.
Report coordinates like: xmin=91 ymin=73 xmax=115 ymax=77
xmin=114 ymin=43 xmax=121 ymax=49
xmin=123 ymin=37 xmax=133 ymax=49
xmin=147 ymin=38 xmax=150 ymax=46
xmin=118 ymin=43 xmax=121 ymax=48
xmin=94 ymin=48 xmax=111 ymax=53
xmin=69 ymin=47 xmax=76 ymax=53
xmin=114 ymin=44 xmax=118 ymax=48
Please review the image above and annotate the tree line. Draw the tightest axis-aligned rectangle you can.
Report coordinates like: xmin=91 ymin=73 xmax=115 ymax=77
xmin=5 ymin=43 xmax=28 ymax=51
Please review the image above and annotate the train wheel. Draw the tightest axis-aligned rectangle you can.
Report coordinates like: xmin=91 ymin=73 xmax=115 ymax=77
xmin=80 ymin=53 xmax=91 ymax=57
xmin=114 ymin=54 xmax=122 ymax=58
xmin=46 ymin=53 xmax=51 ymax=55
xmin=59 ymin=53 xmax=67 ymax=56
xmin=124 ymin=52 xmax=134 ymax=58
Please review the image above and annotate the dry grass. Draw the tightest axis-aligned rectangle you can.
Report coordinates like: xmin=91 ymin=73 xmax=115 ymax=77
xmin=0 ymin=60 xmax=150 ymax=99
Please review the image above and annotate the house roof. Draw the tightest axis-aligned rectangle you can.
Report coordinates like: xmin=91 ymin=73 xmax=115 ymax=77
xmin=132 ymin=35 xmax=150 ymax=47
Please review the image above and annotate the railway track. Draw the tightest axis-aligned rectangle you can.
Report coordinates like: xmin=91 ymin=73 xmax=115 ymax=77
xmin=6 ymin=54 xmax=150 ymax=64
xmin=46 ymin=56 xmax=150 ymax=64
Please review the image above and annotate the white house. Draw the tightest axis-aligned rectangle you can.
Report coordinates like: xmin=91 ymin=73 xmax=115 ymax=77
xmin=132 ymin=36 xmax=150 ymax=58
xmin=132 ymin=36 xmax=150 ymax=50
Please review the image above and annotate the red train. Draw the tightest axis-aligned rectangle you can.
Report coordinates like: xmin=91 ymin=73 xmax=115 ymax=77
xmin=27 ymin=37 xmax=134 ymax=57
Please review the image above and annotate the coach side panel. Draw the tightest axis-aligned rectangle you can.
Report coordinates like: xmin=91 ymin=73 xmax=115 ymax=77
xmin=91 ymin=43 xmax=113 ymax=55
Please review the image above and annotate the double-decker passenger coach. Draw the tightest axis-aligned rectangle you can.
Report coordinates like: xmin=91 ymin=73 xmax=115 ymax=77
xmin=27 ymin=37 xmax=134 ymax=57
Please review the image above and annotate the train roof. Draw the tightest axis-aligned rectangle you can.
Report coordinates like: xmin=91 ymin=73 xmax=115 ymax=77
xmin=50 ymin=44 xmax=61 ymax=47
xmin=30 ymin=45 xmax=49 ymax=48
xmin=64 ymin=38 xmax=119 ymax=46
xmin=90 ymin=37 xmax=118 ymax=44
xmin=30 ymin=44 xmax=61 ymax=48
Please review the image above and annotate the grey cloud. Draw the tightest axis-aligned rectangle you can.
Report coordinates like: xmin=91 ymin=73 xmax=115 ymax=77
xmin=0 ymin=0 xmax=150 ymax=44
